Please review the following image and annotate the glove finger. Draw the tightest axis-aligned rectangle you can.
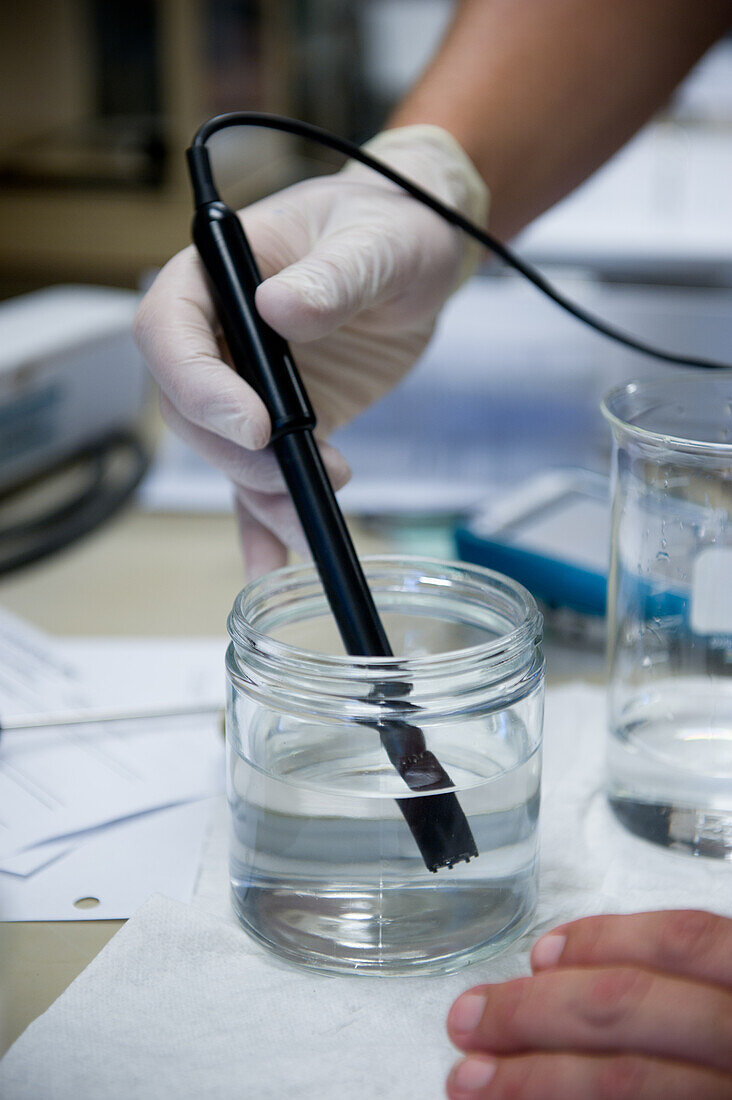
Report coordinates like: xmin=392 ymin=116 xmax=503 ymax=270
xmin=253 ymin=215 xmax=440 ymax=343
xmin=253 ymin=185 xmax=462 ymax=344
xmin=236 ymin=487 xmax=311 ymax=564
xmin=159 ymin=392 xmax=352 ymax=494
xmin=134 ymin=247 xmax=271 ymax=450
xmin=293 ymin=314 xmax=434 ymax=435
xmin=236 ymin=187 xmax=318 ymax=282
xmin=234 ymin=495 xmax=288 ymax=580
xmin=240 ymin=178 xmax=396 ymax=341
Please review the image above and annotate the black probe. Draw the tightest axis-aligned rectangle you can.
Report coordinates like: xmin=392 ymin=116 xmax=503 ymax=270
xmin=186 ymin=143 xmax=478 ymax=874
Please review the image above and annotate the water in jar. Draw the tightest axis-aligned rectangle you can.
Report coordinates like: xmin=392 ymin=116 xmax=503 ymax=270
xmin=228 ymin=703 xmax=540 ymax=976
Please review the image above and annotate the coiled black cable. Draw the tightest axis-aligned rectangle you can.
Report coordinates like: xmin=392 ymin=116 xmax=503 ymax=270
xmin=0 ymin=433 xmax=150 ymax=576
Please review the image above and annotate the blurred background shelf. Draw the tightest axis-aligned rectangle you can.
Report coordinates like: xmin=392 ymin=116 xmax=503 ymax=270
xmin=0 ymin=0 xmax=324 ymax=289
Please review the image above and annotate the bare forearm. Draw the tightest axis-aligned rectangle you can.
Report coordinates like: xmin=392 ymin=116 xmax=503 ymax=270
xmin=390 ymin=0 xmax=732 ymax=238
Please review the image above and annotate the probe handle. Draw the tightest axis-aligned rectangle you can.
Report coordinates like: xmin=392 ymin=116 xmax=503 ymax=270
xmin=274 ymin=430 xmax=392 ymax=656
xmin=191 ymin=197 xmax=391 ymax=654
xmin=191 ymin=199 xmax=316 ymax=440
xmin=191 ymin=195 xmax=391 ymax=655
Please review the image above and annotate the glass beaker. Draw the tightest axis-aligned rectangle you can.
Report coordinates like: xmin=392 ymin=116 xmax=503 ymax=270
xmin=602 ymin=375 xmax=732 ymax=858
xmin=225 ymin=555 xmax=544 ymax=975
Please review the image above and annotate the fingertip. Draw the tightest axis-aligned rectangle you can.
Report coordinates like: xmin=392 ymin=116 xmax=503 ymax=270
xmin=208 ymin=405 xmax=271 ymax=451
xmin=235 ymin=488 xmax=310 ymax=569
xmin=244 ymin=412 xmax=272 ymax=452
xmin=235 ymin=503 xmax=287 ymax=580
xmin=244 ymin=553 xmax=284 ymax=583
xmin=331 ymin=462 xmax=352 ymax=492
xmin=319 ymin=444 xmax=352 ymax=490
xmin=447 ymin=1057 xmax=497 ymax=1097
xmin=447 ymin=993 xmax=487 ymax=1043
xmin=531 ymin=932 xmax=567 ymax=971
xmin=255 ymin=271 xmax=346 ymax=342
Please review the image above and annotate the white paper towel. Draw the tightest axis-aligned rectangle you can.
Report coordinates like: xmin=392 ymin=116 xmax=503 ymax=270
xmin=2 ymin=684 xmax=730 ymax=1099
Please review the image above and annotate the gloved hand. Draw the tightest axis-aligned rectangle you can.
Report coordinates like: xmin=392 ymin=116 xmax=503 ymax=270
xmin=134 ymin=125 xmax=488 ymax=577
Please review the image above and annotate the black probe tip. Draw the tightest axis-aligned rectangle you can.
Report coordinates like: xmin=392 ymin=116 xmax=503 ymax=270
xmin=399 ymin=791 xmax=479 ymax=873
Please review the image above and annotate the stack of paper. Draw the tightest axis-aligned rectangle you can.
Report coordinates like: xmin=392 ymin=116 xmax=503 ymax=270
xmin=0 ymin=609 xmax=226 ymax=920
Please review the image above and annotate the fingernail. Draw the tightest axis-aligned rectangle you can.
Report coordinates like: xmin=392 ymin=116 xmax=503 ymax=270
xmin=210 ymin=409 xmax=269 ymax=451
xmin=332 ymin=462 xmax=351 ymax=490
xmin=531 ymin=932 xmax=566 ymax=970
xmin=450 ymin=992 xmax=487 ymax=1035
xmin=242 ymin=418 xmax=270 ymax=451
xmin=453 ymin=1057 xmax=496 ymax=1092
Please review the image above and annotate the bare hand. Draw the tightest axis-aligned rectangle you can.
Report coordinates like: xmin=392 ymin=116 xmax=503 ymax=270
xmin=446 ymin=909 xmax=732 ymax=1098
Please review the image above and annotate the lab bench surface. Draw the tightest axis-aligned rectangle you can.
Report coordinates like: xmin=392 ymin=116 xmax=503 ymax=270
xmin=0 ymin=506 xmax=605 ymax=1057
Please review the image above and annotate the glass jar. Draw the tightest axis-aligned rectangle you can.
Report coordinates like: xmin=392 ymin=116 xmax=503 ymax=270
xmin=602 ymin=376 xmax=732 ymax=857
xmin=225 ymin=555 xmax=544 ymax=975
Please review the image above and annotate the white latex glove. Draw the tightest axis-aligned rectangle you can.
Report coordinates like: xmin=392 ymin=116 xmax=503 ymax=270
xmin=134 ymin=125 xmax=488 ymax=577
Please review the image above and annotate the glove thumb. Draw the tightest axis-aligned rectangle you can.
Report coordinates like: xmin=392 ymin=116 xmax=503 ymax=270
xmin=254 ymin=223 xmax=398 ymax=343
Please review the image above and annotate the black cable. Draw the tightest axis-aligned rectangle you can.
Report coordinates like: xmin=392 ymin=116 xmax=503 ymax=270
xmin=191 ymin=110 xmax=731 ymax=372
xmin=0 ymin=432 xmax=150 ymax=576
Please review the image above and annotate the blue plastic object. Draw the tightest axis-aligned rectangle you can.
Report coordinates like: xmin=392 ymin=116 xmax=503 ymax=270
xmin=455 ymin=526 xmax=607 ymax=617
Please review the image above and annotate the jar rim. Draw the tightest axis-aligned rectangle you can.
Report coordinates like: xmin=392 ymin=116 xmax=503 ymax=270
xmin=601 ymin=374 xmax=732 ymax=456
xmin=228 ymin=554 xmax=541 ymax=679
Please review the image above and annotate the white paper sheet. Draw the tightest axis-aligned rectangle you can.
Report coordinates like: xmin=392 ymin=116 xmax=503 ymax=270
xmin=0 ymin=617 xmax=226 ymax=921
xmin=0 ymin=800 xmax=214 ymax=921
xmin=0 ymin=837 xmax=75 ymax=877
xmin=0 ymin=608 xmax=90 ymax=718
xmin=0 ymin=624 xmax=226 ymax=860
